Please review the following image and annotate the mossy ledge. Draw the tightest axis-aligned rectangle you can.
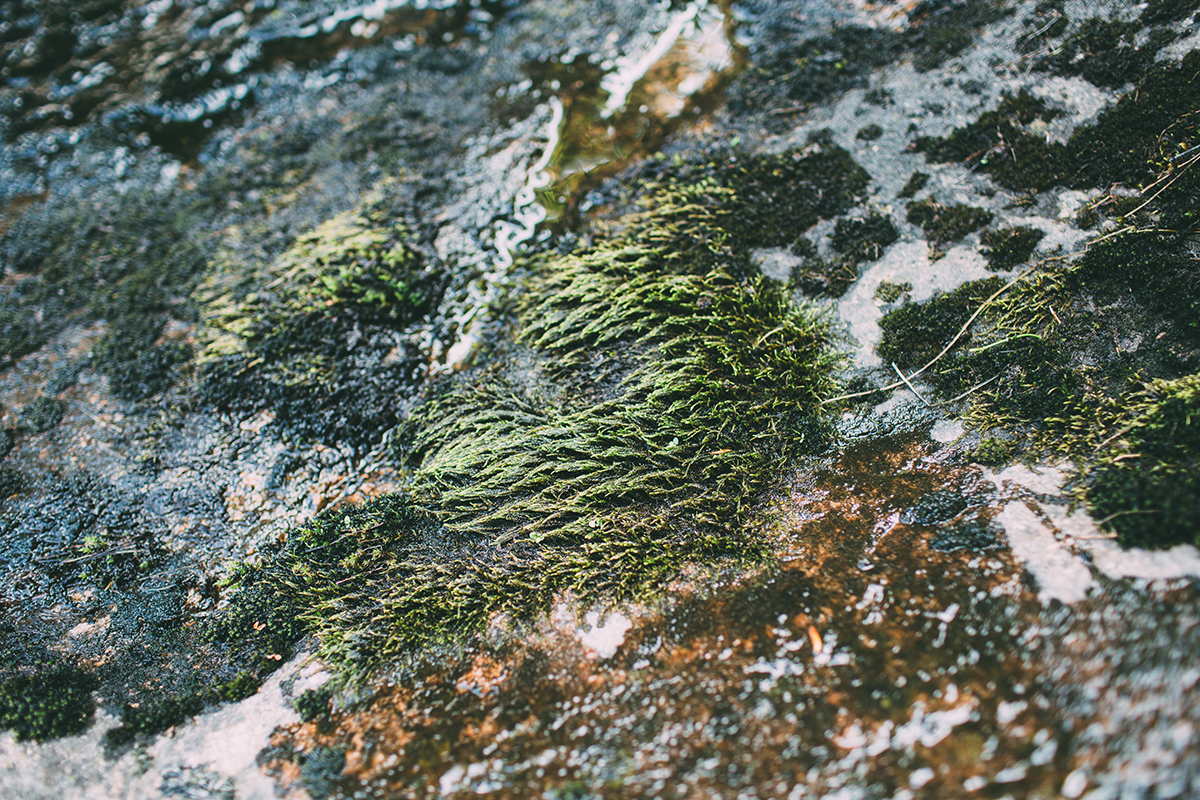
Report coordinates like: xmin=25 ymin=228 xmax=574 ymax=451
xmin=211 ymin=145 xmax=858 ymax=679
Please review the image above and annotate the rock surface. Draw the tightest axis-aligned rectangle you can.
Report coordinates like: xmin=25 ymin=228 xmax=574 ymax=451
xmin=1 ymin=0 xmax=1199 ymax=798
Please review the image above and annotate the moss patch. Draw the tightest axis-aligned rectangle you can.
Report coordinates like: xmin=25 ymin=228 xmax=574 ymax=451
xmin=0 ymin=664 xmax=97 ymax=742
xmin=905 ymin=198 xmax=993 ymax=256
xmin=209 ymin=157 xmax=847 ymax=677
xmin=979 ymin=226 xmax=1044 ymax=271
xmin=197 ymin=193 xmax=441 ymax=451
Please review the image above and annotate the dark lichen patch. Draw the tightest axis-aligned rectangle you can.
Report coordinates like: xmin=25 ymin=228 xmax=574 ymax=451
xmin=0 ymin=664 xmax=97 ymax=742
xmin=905 ymin=198 xmax=993 ymax=255
xmin=1085 ymin=375 xmax=1200 ymax=549
xmin=979 ymin=226 xmax=1045 ymax=271
xmin=930 ymin=519 xmax=1003 ymax=552
xmin=18 ymin=395 xmax=64 ymax=433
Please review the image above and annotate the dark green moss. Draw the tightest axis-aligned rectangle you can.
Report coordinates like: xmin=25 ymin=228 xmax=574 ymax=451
xmin=914 ymin=91 xmax=1066 ymax=192
xmin=905 ymin=198 xmax=993 ymax=254
xmin=1141 ymin=0 xmax=1200 ymax=24
xmin=898 ymin=171 xmax=929 ymax=199
xmin=856 ymin=124 xmax=883 ymax=141
xmin=1030 ymin=16 xmax=1176 ymax=89
xmin=105 ymin=693 xmax=206 ymax=748
xmin=19 ymin=396 xmax=64 ymax=433
xmin=979 ymin=226 xmax=1045 ymax=271
xmin=874 ymin=281 xmax=912 ymax=304
xmin=216 ymin=671 xmax=262 ymax=703
xmin=1087 ymin=375 xmax=1200 ymax=548
xmin=664 ymin=134 xmax=871 ymax=253
xmin=294 ymin=685 xmax=334 ymax=723
xmin=0 ymin=664 xmax=97 ymax=742
xmin=0 ymin=428 xmax=13 ymax=460
xmin=917 ymin=52 xmax=1200 ymax=195
xmin=831 ymin=212 xmax=899 ymax=264
xmin=878 ymin=278 xmax=1005 ymax=372
xmin=97 ymin=314 xmax=191 ymax=402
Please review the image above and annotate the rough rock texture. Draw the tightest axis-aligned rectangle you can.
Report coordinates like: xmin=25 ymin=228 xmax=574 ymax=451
xmin=1 ymin=0 xmax=1199 ymax=798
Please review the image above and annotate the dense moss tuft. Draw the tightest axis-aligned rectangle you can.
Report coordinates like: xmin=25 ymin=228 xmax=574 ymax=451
xmin=0 ymin=665 xmax=97 ymax=742
xmin=1087 ymin=375 xmax=1200 ymax=548
xmin=905 ymin=199 xmax=993 ymax=254
xmin=19 ymin=396 xmax=64 ymax=433
xmin=210 ymin=168 xmax=844 ymax=677
xmin=979 ymin=226 xmax=1045 ymax=271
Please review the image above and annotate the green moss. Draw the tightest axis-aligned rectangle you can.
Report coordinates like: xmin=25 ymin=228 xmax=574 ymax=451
xmin=0 ymin=428 xmax=12 ymax=459
xmin=905 ymin=198 xmax=993 ymax=255
xmin=19 ymin=396 xmax=64 ymax=433
xmin=979 ymin=226 xmax=1045 ymax=271
xmin=878 ymin=278 xmax=1004 ymax=372
xmin=294 ymin=685 xmax=333 ymax=722
xmin=973 ymin=437 xmax=1014 ymax=466
xmin=831 ymin=212 xmax=899 ymax=264
xmin=914 ymin=91 xmax=1066 ymax=192
xmin=1087 ymin=375 xmax=1200 ymax=548
xmin=105 ymin=693 xmax=206 ymax=748
xmin=197 ymin=195 xmax=441 ymax=451
xmin=874 ymin=281 xmax=912 ymax=304
xmin=216 ymin=671 xmax=262 ymax=703
xmin=898 ymin=171 xmax=929 ymax=199
xmin=856 ymin=124 xmax=883 ymax=141
xmin=1029 ymin=16 xmax=1176 ymax=89
xmin=210 ymin=168 xmax=843 ymax=678
xmin=917 ymin=52 xmax=1200 ymax=196
xmin=0 ymin=665 xmax=96 ymax=742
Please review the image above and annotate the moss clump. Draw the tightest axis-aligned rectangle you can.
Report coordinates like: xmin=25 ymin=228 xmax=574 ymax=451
xmin=105 ymin=693 xmax=206 ymax=748
xmin=905 ymin=199 xmax=993 ymax=255
xmin=0 ymin=665 xmax=97 ymax=742
xmin=831 ymin=212 xmax=899 ymax=264
xmin=856 ymin=124 xmax=883 ymax=141
xmin=216 ymin=671 xmax=262 ymax=703
xmin=19 ymin=396 xmax=64 ymax=433
xmin=874 ymin=281 xmax=912 ymax=304
xmin=898 ymin=171 xmax=929 ymax=199
xmin=878 ymin=278 xmax=1004 ymax=371
xmin=1087 ymin=375 xmax=1200 ymax=547
xmin=914 ymin=91 xmax=1065 ymax=192
xmin=979 ymin=226 xmax=1045 ymax=271
xmin=213 ymin=171 xmax=842 ymax=677
xmin=198 ymin=198 xmax=440 ymax=451
xmin=0 ymin=428 xmax=13 ymax=459
xmin=294 ymin=686 xmax=333 ymax=722
xmin=973 ymin=437 xmax=1014 ymax=466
